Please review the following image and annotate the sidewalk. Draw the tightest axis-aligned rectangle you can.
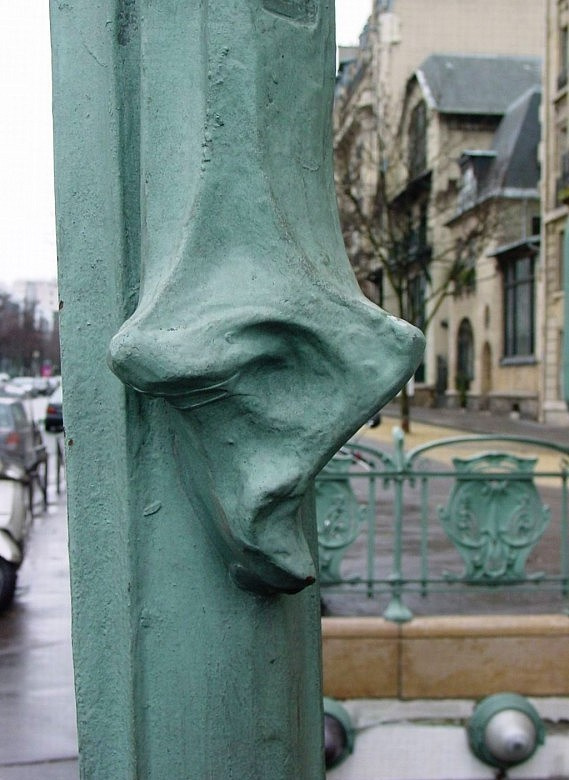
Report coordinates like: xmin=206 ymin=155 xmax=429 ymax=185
xmin=0 ymin=437 xmax=78 ymax=780
xmin=361 ymin=402 xmax=569 ymax=476
xmin=379 ymin=400 xmax=569 ymax=444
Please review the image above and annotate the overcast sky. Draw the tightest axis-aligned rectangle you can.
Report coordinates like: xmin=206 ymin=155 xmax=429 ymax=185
xmin=0 ymin=0 xmax=372 ymax=285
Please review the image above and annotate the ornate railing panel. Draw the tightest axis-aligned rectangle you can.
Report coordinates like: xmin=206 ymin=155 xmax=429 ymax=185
xmin=315 ymin=430 xmax=569 ymax=622
xmin=440 ymin=453 xmax=551 ymax=583
xmin=315 ymin=453 xmax=363 ymax=583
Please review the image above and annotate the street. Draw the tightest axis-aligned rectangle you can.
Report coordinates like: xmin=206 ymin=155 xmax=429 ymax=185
xmin=0 ymin=421 xmax=78 ymax=780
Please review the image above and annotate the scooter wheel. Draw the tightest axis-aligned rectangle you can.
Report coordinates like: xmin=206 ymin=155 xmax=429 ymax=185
xmin=0 ymin=559 xmax=17 ymax=612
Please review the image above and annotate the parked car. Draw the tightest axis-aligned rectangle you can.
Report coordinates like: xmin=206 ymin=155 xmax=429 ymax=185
xmin=45 ymin=386 xmax=63 ymax=433
xmin=6 ymin=377 xmax=38 ymax=398
xmin=1 ymin=382 xmax=30 ymax=399
xmin=30 ymin=377 xmax=53 ymax=396
xmin=0 ymin=459 xmax=31 ymax=610
xmin=0 ymin=398 xmax=44 ymax=471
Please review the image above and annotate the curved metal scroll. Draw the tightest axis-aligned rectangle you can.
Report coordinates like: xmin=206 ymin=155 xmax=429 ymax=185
xmin=316 ymin=454 xmax=364 ymax=583
xmin=439 ymin=453 xmax=551 ymax=582
xmin=108 ymin=0 xmax=424 ymax=594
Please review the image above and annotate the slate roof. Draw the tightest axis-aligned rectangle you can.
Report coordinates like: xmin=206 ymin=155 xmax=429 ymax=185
xmin=482 ymin=86 xmax=541 ymax=193
xmin=416 ymin=54 xmax=541 ymax=115
xmin=453 ymin=86 xmax=541 ymax=218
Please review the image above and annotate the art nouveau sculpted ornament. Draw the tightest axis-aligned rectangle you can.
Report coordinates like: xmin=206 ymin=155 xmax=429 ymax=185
xmin=108 ymin=0 xmax=424 ymax=595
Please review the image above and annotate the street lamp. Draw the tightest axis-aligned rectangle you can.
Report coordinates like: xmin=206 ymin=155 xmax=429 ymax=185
xmin=467 ymin=693 xmax=545 ymax=770
xmin=323 ymin=697 xmax=355 ymax=769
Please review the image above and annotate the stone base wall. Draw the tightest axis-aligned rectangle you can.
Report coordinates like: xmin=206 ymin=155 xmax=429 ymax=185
xmin=322 ymin=615 xmax=569 ymax=700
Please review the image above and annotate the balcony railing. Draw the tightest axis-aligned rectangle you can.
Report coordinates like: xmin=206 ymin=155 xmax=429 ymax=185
xmin=316 ymin=431 xmax=569 ymax=622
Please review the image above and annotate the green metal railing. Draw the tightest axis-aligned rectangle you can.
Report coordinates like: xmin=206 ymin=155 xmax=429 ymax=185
xmin=315 ymin=429 xmax=569 ymax=622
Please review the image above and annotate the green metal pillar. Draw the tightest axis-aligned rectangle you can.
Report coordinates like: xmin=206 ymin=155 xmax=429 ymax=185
xmin=50 ymin=2 xmax=424 ymax=778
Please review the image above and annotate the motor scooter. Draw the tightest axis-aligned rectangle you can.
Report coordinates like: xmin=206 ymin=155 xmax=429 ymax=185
xmin=0 ymin=458 xmax=31 ymax=610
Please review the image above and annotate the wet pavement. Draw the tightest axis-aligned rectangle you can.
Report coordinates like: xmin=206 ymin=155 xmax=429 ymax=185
xmin=0 ymin=432 xmax=78 ymax=780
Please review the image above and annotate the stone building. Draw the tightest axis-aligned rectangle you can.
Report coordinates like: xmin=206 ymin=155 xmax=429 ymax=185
xmin=395 ymin=56 xmax=541 ymax=406
xmin=540 ymin=0 xmax=569 ymax=424
xmin=334 ymin=0 xmax=546 ymax=411
xmin=446 ymin=86 xmax=542 ymax=415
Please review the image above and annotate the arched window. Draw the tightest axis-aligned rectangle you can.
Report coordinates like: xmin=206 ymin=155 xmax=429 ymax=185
xmin=457 ymin=318 xmax=474 ymax=381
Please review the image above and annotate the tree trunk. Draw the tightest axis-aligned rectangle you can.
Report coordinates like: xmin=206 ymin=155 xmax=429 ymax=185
xmin=399 ymin=383 xmax=411 ymax=433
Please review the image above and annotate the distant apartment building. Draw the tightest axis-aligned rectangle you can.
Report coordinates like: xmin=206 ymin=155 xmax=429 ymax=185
xmin=11 ymin=279 xmax=59 ymax=333
xmin=370 ymin=0 xmax=546 ymax=129
xmin=334 ymin=0 xmax=546 ymax=412
xmin=541 ymin=0 xmax=569 ymax=424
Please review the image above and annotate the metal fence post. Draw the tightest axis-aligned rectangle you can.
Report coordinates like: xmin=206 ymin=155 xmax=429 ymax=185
xmin=384 ymin=427 xmax=414 ymax=623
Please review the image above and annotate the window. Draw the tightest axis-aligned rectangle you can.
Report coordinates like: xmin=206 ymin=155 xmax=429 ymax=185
xmin=557 ymin=124 xmax=568 ymax=180
xmin=407 ymin=274 xmax=426 ymax=331
xmin=366 ymin=268 xmax=383 ymax=307
xmin=454 ymin=240 xmax=477 ymax=296
xmin=457 ymin=318 xmax=474 ymax=378
xmin=457 ymin=165 xmax=477 ymax=212
xmin=456 ymin=319 xmax=474 ymax=405
xmin=503 ymin=255 xmax=535 ymax=358
xmin=559 ymin=26 xmax=569 ymax=89
xmin=408 ymin=101 xmax=427 ymax=180
xmin=559 ymin=230 xmax=565 ymax=291
xmin=418 ymin=203 xmax=428 ymax=248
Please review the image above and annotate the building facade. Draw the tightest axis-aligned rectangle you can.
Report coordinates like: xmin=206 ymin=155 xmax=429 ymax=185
xmin=334 ymin=0 xmax=547 ymax=414
xmin=446 ymin=87 xmax=542 ymax=415
xmin=541 ymin=0 xmax=569 ymax=424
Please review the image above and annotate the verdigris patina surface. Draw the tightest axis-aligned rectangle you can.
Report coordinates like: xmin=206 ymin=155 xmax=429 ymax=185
xmin=108 ymin=0 xmax=424 ymax=595
xmin=51 ymin=1 xmax=423 ymax=777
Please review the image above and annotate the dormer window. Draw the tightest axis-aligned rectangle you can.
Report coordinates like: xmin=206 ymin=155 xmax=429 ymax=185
xmin=456 ymin=150 xmax=496 ymax=213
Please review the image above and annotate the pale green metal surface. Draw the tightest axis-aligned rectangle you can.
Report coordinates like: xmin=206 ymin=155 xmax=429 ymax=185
xmin=50 ymin=1 xmax=423 ymax=778
xmin=316 ymin=454 xmax=363 ymax=583
xmin=106 ymin=1 xmax=424 ymax=595
xmin=316 ymin=432 xmax=569 ymax=621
